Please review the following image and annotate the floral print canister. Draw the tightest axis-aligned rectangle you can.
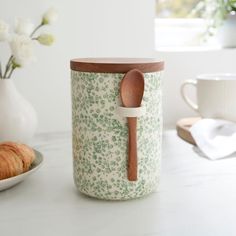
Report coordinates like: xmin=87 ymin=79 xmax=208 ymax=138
xmin=70 ymin=58 xmax=164 ymax=200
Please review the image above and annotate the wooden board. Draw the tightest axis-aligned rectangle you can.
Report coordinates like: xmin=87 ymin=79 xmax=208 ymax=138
xmin=176 ymin=117 xmax=201 ymax=145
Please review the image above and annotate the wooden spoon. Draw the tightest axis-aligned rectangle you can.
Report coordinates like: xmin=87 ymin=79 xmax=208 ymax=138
xmin=120 ymin=69 xmax=145 ymax=181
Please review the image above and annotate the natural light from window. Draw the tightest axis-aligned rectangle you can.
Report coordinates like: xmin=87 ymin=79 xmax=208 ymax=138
xmin=155 ymin=0 xmax=220 ymax=50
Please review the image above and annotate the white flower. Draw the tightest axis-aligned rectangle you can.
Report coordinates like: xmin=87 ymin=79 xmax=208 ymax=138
xmin=10 ymin=35 xmax=35 ymax=67
xmin=42 ymin=7 xmax=58 ymax=25
xmin=0 ymin=19 xmax=9 ymax=41
xmin=37 ymin=34 xmax=55 ymax=46
xmin=14 ymin=18 xmax=34 ymax=36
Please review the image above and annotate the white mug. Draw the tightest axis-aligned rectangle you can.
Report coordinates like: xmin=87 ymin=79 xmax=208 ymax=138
xmin=181 ymin=74 xmax=236 ymax=121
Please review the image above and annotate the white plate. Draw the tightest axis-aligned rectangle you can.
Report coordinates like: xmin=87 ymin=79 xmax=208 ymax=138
xmin=0 ymin=149 xmax=43 ymax=191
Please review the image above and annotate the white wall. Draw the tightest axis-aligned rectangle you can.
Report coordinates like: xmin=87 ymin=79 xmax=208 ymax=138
xmin=1 ymin=0 xmax=236 ymax=133
xmin=0 ymin=0 xmax=155 ymax=133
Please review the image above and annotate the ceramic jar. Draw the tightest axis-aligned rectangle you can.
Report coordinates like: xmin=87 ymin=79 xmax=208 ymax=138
xmin=70 ymin=58 xmax=164 ymax=200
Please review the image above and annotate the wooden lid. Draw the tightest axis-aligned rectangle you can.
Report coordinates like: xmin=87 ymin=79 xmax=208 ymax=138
xmin=70 ymin=58 xmax=164 ymax=73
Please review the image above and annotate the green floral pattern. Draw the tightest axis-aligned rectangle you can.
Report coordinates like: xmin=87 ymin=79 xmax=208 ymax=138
xmin=71 ymin=70 xmax=162 ymax=200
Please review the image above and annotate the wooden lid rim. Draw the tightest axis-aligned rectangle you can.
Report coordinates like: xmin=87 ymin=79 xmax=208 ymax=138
xmin=70 ymin=58 xmax=164 ymax=73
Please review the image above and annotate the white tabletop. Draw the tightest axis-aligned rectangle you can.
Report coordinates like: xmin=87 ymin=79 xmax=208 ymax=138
xmin=1 ymin=130 xmax=236 ymax=236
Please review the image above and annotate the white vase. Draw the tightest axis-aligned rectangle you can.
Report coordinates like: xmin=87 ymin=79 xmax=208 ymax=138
xmin=0 ymin=79 xmax=37 ymax=143
xmin=216 ymin=12 xmax=236 ymax=48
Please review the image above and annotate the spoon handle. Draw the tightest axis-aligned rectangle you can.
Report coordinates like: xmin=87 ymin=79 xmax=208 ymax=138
xmin=127 ymin=117 xmax=137 ymax=181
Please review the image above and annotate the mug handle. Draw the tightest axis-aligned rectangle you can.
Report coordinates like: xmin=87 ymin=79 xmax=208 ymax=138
xmin=181 ymin=79 xmax=198 ymax=112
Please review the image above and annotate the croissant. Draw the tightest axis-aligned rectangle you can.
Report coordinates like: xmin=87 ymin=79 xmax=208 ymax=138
xmin=0 ymin=142 xmax=35 ymax=180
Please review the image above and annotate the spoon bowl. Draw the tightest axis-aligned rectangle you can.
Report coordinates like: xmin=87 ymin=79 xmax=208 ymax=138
xmin=120 ymin=69 xmax=144 ymax=107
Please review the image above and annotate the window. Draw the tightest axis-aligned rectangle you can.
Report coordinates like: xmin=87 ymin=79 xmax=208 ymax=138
xmin=156 ymin=0 xmax=200 ymax=18
xmin=155 ymin=0 xmax=218 ymax=50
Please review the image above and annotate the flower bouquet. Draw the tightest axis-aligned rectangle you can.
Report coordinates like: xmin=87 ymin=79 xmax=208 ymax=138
xmin=0 ymin=7 xmax=58 ymax=79
xmin=0 ymin=7 xmax=58 ymax=143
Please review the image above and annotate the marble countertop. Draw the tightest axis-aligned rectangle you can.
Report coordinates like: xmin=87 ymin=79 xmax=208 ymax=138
xmin=1 ymin=130 xmax=236 ymax=236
